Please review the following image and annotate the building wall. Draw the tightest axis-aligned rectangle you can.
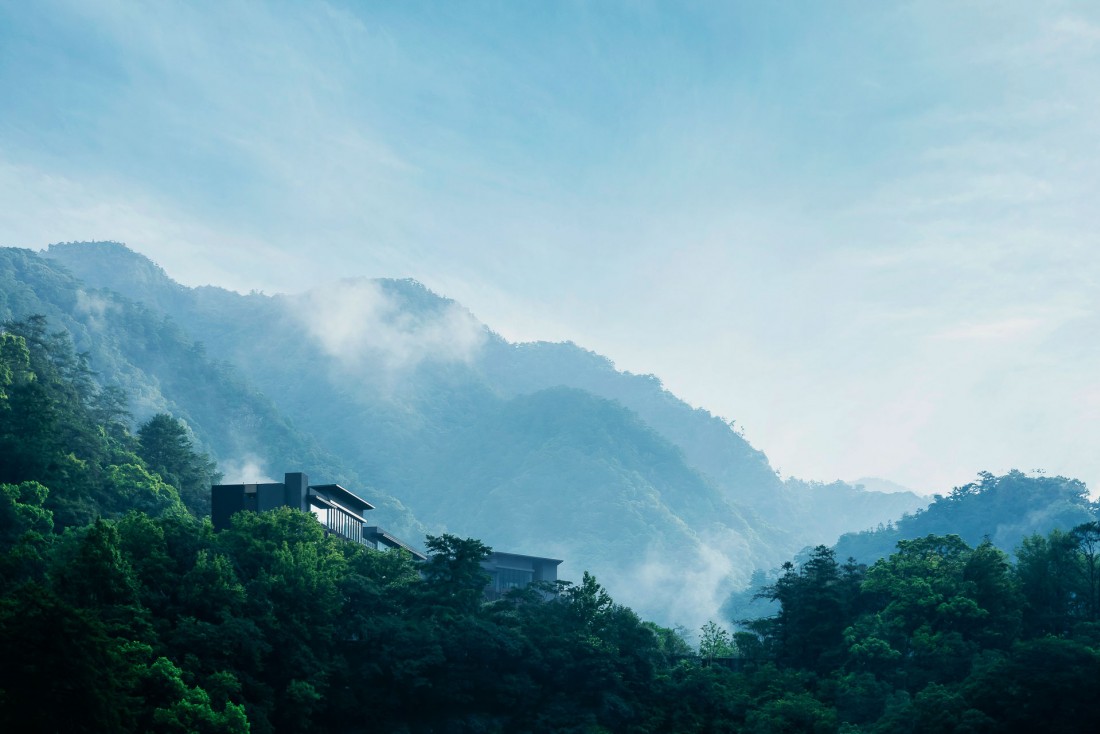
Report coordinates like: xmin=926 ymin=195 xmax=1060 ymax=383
xmin=212 ymin=474 xmax=553 ymax=580
xmin=482 ymin=552 xmax=562 ymax=598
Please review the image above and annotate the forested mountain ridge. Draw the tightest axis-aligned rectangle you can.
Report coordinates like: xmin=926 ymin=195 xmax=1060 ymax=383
xmin=723 ymin=469 xmax=1099 ymax=626
xmin=0 ymin=247 xmax=425 ymax=538
xmin=0 ymin=326 xmax=697 ymax=731
xmin=835 ymin=470 xmax=1097 ymax=563
xmin=475 ymin=340 xmax=922 ymax=549
xmin=3 ymin=241 xmax=924 ymax=623
xmin=45 ymin=241 xmax=924 ymax=537
xmin=4 ymin=327 xmax=1100 ymax=732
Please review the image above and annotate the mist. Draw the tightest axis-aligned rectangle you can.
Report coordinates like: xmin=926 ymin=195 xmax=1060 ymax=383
xmin=291 ymin=278 xmax=488 ymax=372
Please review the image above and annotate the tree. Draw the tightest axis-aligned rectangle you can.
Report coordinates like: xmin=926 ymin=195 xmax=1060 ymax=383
xmin=961 ymin=539 xmax=1020 ymax=648
xmin=566 ymin=570 xmax=614 ymax=630
xmin=0 ymin=481 xmax=53 ymax=586
xmin=964 ymin=636 xmax=1100 ymax=732
xmin=699 ymin=620 xmax=734 ymax=662
xmin=855 ymin=535 xmax=998 ymax=687
xmin=759 ymin=546 xmax=849 ymax=671
xmin=1016 ymin=530 xmax=1080 ymax=635
xmin=1070 ymin=521 xmax=1100 ymax=622
xmin=138 ymin=414 xmax=219 ymax=517
xmin=0 ymin=583 xmax=137 ymax=732
xmin=644 ymin=621 xmax=694 ymax=658
xmin=420 ymin=533 xmax=492 ymax=612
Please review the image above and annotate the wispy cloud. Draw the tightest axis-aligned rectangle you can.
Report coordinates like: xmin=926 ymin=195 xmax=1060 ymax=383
xmin=932 ymin=317 xmax=1045 ymax=342
xmin=73 ymin=289 xmax=118 ymax=332
xmin=0 ymin=158 xmax=305 ymax=293
xmin=1047 ymin=15 xmax=1100 ymax=50
xmin=3 ymin=0 xmax=1100 ymax=497
xmin=620 ymin=532 xmax=749 ymax=631
xmin=292 ymin=279 xmax=488 ymax=372
xmin=218 ymin=454 xmax=275 ymax=484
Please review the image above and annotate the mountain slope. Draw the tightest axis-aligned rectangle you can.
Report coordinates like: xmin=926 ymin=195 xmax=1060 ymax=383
xmin=835 ymin=470 xmax=1096 ymax=563
xmin=0 ymin=246 xmax=425 ymax=538
xmin=48 ymin=241 xmax=924 ymax=533
xmin=39 ymin=241 xmax=926 ymax=623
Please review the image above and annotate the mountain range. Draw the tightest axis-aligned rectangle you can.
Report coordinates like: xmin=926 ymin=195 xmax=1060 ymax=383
xmin=1 ymin=241 xmax=926 ymax=624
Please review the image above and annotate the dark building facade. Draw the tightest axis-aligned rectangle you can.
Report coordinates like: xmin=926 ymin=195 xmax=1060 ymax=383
xmin=212 ymin=472 xmax=426 ymax=560
xmin=482 ymin=551 xmax=563 ymax=599
xmin=212 ymin=472 xmax=564 ymax=593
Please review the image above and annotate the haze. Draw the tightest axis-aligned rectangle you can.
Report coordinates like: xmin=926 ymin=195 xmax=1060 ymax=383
xmin=2 ymin=0 xmax=1098 ymax=494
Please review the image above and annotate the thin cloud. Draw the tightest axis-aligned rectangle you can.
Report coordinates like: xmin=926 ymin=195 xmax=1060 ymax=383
xmin=292 ymin=278 xmax=488 ymax=372
xmin=219 ymin=454 xmax=275 ymax=484
xmin=933 ymin=318 xmax=1045 ymax=342
xmin=1050 ymin=15 xmax=1100 ymax=47
xmin=3 ymin=1 xmax=1100 ymax=499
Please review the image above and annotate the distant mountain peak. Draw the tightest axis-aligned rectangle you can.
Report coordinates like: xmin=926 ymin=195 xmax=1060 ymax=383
xmin=44 ymin=241 xmax=184 ymax=300
xmin=850 ymin=476 xmax=926 ymax=495
xmin=47 ymin=240 xmax=161 ymax=269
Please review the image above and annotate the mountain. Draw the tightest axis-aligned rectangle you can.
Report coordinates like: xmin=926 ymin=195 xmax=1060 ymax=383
xmin=834 ymin=470 xmax=1097 ymax=563
xmin=850 ymin=476 xmax=927 ymax=495
xmin=5 ymin=309 xmax=1094 ymax=734
xmin=2 ymin=241 xmax=926 ymax=623
xmin=0 ymin=246 xmax=426 ymax=538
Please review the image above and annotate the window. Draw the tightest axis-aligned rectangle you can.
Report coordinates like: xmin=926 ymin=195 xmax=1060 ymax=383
xmin=496 ymin=568 xmax=533 ymax=591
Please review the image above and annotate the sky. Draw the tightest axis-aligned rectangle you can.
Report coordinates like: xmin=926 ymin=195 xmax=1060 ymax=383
xmin=2 ymin=0 xmax=1099 ymax=495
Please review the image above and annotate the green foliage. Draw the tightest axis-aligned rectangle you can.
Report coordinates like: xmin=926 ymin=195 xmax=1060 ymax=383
xmin=0 ymin=316 xmax=214 ymax=527
xmin=6 ymin=246 xmax=1100 ymax=731
xmin=0 ymin=331 xmax=33 ymax=398
xmin=699 ymin=620 xmax=735 ymax=660
xmin=737 ymin=520 xmax=1100 ymax=731
xmin=0 ymin=481 xmax=53 ymax=585
xmin=645 ymin=620 xmax=694 ymax=657
xmin=138 ymin=413 xmax=220 ymax=516
xmin=5 ymin=399 xmax=1100 ymax=734
xmin=421 ymin=533 xmax=492 ymax=612
xmin=755 ymin=546 xmax=857 ymax=672
xmin=836 ymin=470 xmax=1096 ymax=564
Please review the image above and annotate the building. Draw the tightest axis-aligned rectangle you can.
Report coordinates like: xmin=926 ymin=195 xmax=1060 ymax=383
xmin=211 ymin=472 xmax=427 ymax=560
xmin=482 ymin=551 xmax=563 ymax=600
xmin=362 ymin=526 xmax=427 ymax=560
xmin=211 ymin=471 xmax=564 ymax=595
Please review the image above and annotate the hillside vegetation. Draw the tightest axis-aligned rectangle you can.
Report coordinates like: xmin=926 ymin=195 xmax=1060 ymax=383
xmin=4 ymin=323 xmax=1100 ymax=732
xmin=3 ymin=241 xmax=928 ymax=623
xmin=835 ymin=470 xmax=1094 ymax=563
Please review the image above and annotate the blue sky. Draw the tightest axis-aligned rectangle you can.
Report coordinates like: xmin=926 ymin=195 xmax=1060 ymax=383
xmin=2 ymin=0 xmax=1099 ymax=494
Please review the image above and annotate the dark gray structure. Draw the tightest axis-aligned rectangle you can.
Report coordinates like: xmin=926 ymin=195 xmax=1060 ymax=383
xmin=211 ymin=473 xmax=564 ymax=591
xmin=363 ymin=526 xmax=427 ymax=559
xmin=212 ymin=472 xmax=426 ymax=560
xmin=482 ymin=551 xmax=563 ymax=599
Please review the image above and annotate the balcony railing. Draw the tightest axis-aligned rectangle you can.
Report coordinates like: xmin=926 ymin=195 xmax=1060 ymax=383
xmin=313 ymin=505 xmax=365 ymax=544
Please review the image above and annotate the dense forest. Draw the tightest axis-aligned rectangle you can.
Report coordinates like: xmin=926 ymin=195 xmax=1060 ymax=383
xmin=4 ymin=315 xmax=1100 ymax=732
xmin=834 ymin=470 xmax=1095 ymax=564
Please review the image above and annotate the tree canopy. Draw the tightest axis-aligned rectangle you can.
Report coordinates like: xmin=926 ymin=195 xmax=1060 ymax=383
xmin=3 ymin=313 xmax=1100 ymax=732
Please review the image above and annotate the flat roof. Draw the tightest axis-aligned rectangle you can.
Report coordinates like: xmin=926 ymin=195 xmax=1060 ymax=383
xmin=308 ymin=483 xmax=375 ymax=512
xmin=212 ymin=482 xmax=283 ymax=490
xmin=363 ymin=526 xmax=428 ymax=561
xmin=309 ymin=494 xmax=368 ymax=524
xmin=487 ymin=551 xmax=563 ymax=566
